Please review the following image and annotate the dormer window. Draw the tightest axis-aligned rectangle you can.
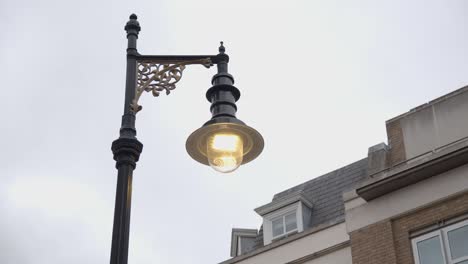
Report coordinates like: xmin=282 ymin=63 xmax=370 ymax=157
xmin=272 ymin=211 xmax=298 ymax=238
xmin=254 ymin=191 xmax=313 ymax=245
xmin=230 ymin=228 xmax=258 ymax=257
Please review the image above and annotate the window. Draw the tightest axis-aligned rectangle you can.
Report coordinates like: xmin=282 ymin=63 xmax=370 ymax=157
xmin=259 ymin=197 xmax=312 ymax=245
xmin=271 ymin=211 xmax=298 ymax=239
xmin=412 ymin=219 xmax=468 ymax=264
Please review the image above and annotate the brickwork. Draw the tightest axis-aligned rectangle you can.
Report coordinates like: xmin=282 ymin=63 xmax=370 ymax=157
xmin=350 ymin=220 xmax=397 ymax=264
xmin=386 ymin=119 xmax=406 ymax=166
xmin=350 ymin=191 xmax=468 ymax=264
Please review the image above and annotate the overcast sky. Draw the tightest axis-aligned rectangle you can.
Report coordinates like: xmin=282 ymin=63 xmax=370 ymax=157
xmin=2 ymin=1 xmax=468 ymax=263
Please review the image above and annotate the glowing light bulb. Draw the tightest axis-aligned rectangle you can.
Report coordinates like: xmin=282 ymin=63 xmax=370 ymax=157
xmin=207 ymin=133 xmax=243 ymax=173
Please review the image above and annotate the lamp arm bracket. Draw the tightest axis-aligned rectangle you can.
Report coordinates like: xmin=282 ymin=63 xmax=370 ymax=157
xmin=130 ymin=56 xmax=214 ymax=113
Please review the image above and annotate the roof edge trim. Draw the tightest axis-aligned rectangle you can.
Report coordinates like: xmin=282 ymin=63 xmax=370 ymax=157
xmin=254 ymin=190 xmax=314 ymax=216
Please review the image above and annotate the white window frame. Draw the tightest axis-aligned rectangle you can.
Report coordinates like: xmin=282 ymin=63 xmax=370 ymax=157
xmin=412 ymin=230 xmax=447 ymax=264
xmin=443 ymin=220 xmax=468 ymax=264
xmin=271 ymin=211 xmax=298 ymax=239
xmin=412 ymin=219 xmax=468 ymax=264
xmin=262 ymin=201 xmax=305 ymax=245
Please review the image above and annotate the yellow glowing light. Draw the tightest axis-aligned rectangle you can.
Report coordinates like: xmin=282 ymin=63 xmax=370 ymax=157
xmin=207 ymin=133 xmax=243 ymax=173
xmin=211 ymin=134 xmax=241 ymax=151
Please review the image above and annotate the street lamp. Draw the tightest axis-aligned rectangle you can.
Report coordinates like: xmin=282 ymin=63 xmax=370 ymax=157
xmin=110 ymin=14 xmax=264 ymax=264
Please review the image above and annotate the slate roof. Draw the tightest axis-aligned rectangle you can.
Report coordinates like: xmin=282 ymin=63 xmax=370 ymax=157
xmin=249 ymin=157 xmax=368 ymax=251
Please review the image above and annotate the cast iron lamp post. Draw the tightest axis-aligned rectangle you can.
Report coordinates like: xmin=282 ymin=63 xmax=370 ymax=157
xmin=110 ymin=14 xmax=264 ymax=264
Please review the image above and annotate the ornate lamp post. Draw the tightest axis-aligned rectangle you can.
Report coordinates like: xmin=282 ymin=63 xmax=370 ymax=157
xmin=110 ymin=14 xmax=264 ymax=264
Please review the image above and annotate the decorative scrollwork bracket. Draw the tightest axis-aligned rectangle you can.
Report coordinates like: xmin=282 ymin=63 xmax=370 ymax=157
xmin=131 ymin=58 xmax=213 ymax=113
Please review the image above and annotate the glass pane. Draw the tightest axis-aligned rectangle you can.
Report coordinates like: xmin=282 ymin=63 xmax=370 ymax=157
xmin=455 ymin=261 xmax=468 ymax=264
xmin=272 ymin=218 xmax=283 ymax=237
xmin=417 ymin=236 xmax=445 ymax=264
xmin=448 ymin=224 xmax=468 ymax=259
xmin=285 ymin=212 xmax=297 ymax=232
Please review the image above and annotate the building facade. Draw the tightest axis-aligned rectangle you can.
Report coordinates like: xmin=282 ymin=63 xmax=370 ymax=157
xmin=220 ymin=86 xmax=468 ymax=264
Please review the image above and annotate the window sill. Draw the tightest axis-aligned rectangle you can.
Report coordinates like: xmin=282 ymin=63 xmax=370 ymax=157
xmin=271 ymin=230 xmax=298 ymax=242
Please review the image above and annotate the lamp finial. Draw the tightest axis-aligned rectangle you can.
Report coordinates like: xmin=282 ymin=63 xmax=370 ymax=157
xmin=219 ymin=41 xmax=225 ymax=54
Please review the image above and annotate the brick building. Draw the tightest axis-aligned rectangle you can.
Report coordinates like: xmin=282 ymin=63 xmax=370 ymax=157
xmin=220 ymin=86 xmax=468 ymax=264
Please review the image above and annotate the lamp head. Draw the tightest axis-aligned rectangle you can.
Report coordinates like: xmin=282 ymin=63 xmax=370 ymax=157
xmin=186 ymin=43 xmax=264 ymax=173
xmin=186 ymin=121 xmax=264 ymax=173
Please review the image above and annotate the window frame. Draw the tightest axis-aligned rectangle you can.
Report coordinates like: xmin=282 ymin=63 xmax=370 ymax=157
xmin=412 ymin=219 xmax=468 ymax=264
xmin=443 ymin=220 xmax=468 ymax=264
xmin=271 ymin=211 xmax=298 ymax=239
xmin=412 ymin=230 xmax=447 ymax=264
xmin=262 ymin=201 xmax=306 ymax=244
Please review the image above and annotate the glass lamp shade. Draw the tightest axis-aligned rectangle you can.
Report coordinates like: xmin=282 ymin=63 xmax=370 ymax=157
xmin=207 ymin=133 xmax=243 ymax=173
xmin=186 ymin=123 xmax=264 ymax=173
